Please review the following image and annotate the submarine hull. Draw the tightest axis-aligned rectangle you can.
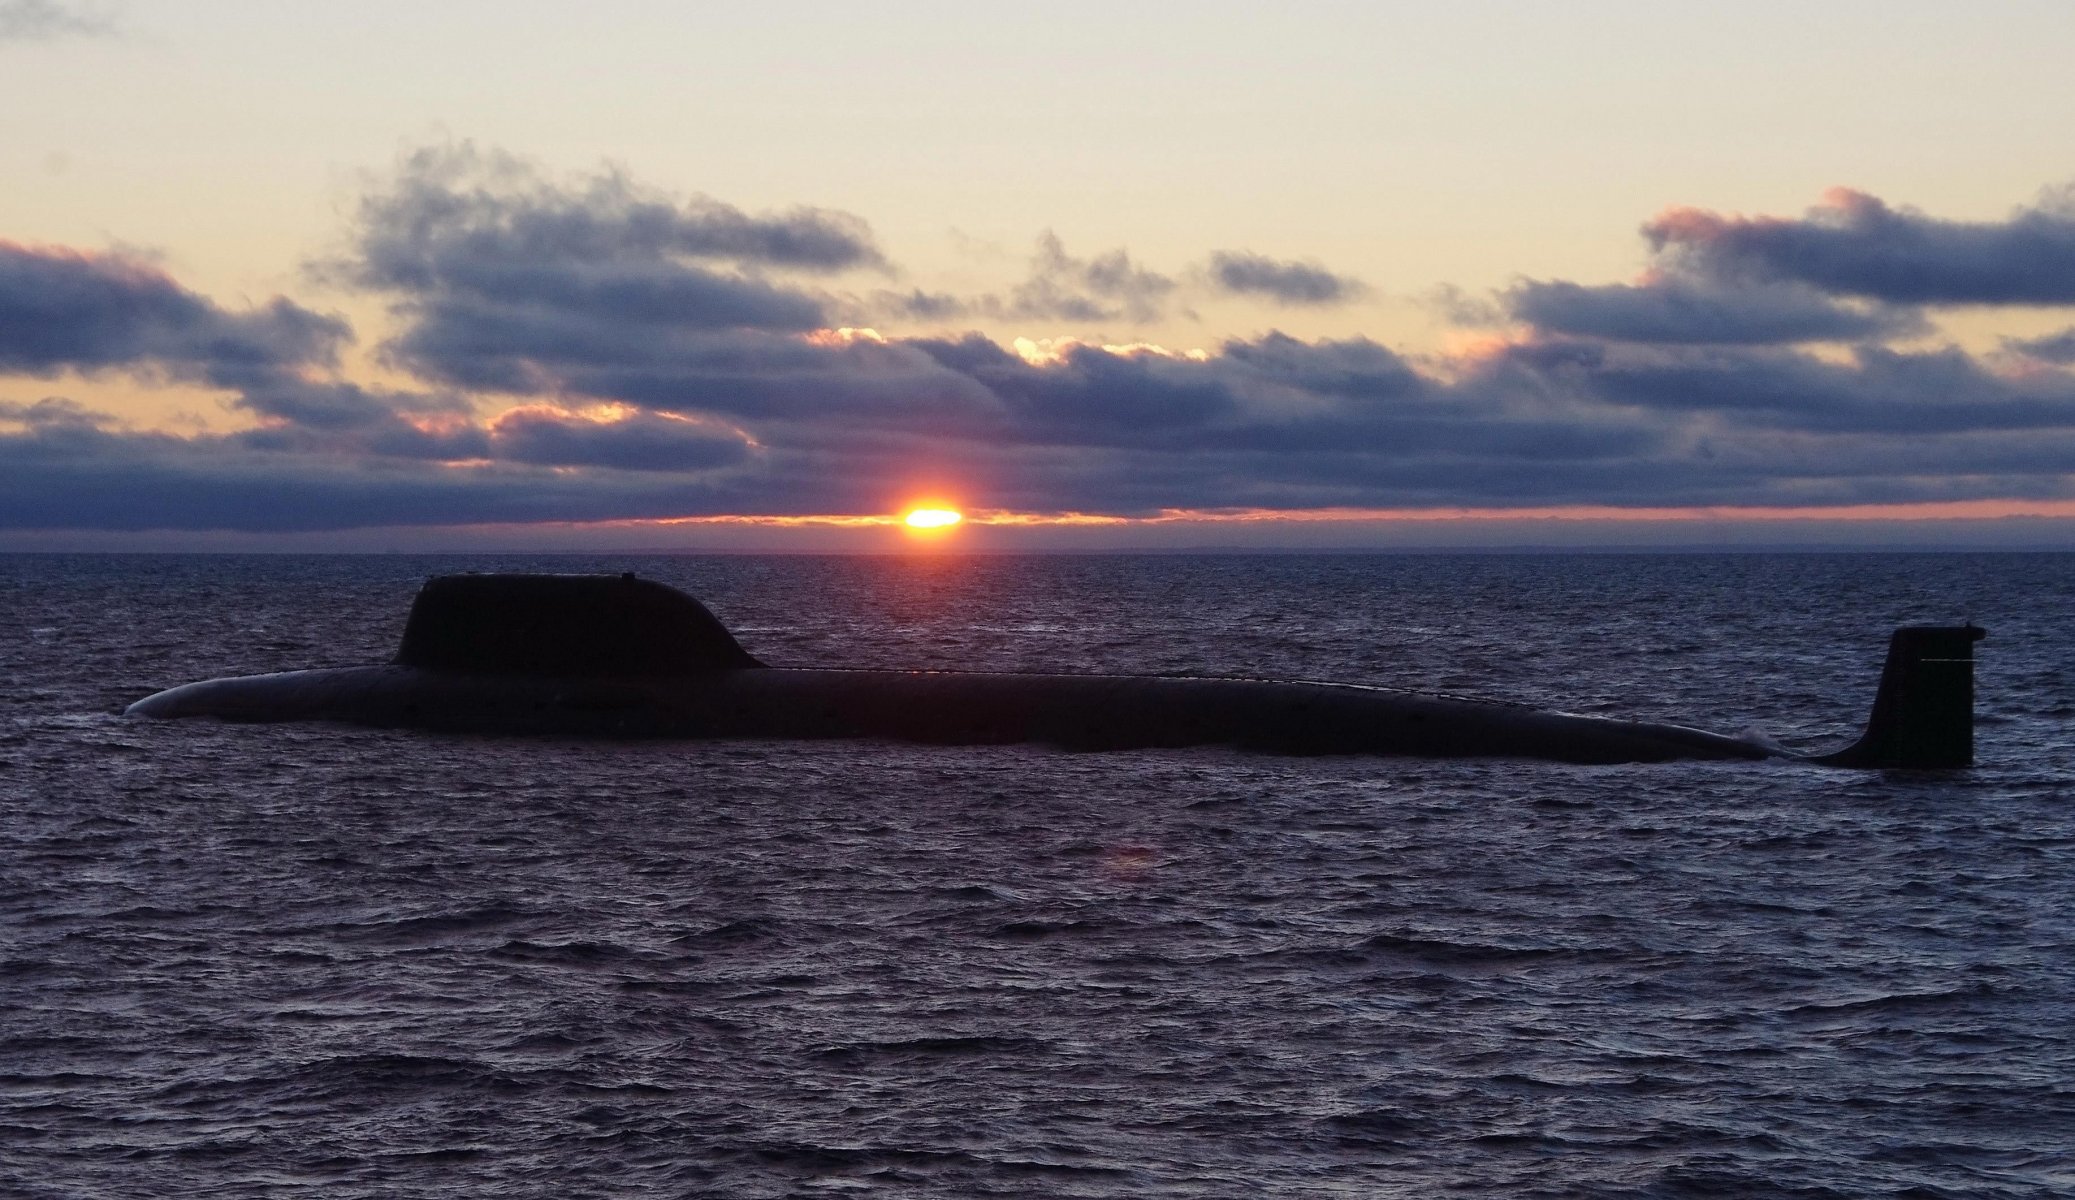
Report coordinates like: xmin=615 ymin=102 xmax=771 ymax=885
xmin=126 ymin=665 xmax=1775 ymax=765
xmin=121 ymin=574 xmax=1986 ymax=769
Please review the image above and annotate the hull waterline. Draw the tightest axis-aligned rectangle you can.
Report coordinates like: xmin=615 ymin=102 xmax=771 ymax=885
xmin=125 ymin=664 xmax=1777 ymax=765
xmin=123 ymin=573 xmax=1986 ymax=768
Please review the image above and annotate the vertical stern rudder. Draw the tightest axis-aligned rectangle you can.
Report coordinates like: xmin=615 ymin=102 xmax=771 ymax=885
xmin=1813 ymin=625 xmax=1987 ymax=769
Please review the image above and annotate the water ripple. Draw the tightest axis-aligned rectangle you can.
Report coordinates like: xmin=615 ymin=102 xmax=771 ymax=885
xmin=4 ymin=551 xmax=2073 ymax=1196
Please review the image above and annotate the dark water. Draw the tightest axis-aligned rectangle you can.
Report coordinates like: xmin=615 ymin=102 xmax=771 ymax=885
xmin=3 ymin=552 xmax=2072 ymax=1198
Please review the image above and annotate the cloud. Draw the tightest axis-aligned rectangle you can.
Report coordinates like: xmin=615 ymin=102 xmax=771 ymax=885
xmin=9 ymin=159 xmax=2075 ymax=534
xmin=993 ymin=232 xmax=1176 ymax=324
xmin=870 ymin=287 xmax=972 ymax=322
xmin=0 ymin=420 xmax=746 ymax=531
xmin=2007 ymin=326 xmax=2075 ymax=365
xmin=343 ymin=143 xmax=886 ymax=387
xmin=1422 ymin=284 xmax=1506 ymax=328
xmin=0 ymin=0 xmax=111 ymax=41
xmin=1471 ymin=185 xmax=2075 ymax=348
xmin=1645 ymin=186 xmax=2075 ymax=305
xmin=1506 ymin=277 xmax=1923 ymax=345
xmin=351 ymin=142 xmax=883 ymax=287
xmin=0 ymin=395 xmax=109 ymax=428
xmin=0 ymin=239 xmax=486 ymax=462
xmin=226 ymin=377 xmax=456 ymax=433
xmin=1489 ymin=185 xmax=2075 ymax=348
xmin=863 ymin=234 xmax=1231 ymax=329
xmin=871 ymin=240 xmax=1370 ymax=328
xmin=341 ymin=150 xmax=1226 ymax=344
xmin=1206 ymin=251 xmax=1365 ymax=306
xmin=12 ymin=313 xmax=2075 ymax=531
xmin=1495 ymin=339 xmax=2075 ymax=436
xmin=0 ymin=241 xmax=346 ymax=377
xmin=488 ymin=406 xmax=754 ymax=472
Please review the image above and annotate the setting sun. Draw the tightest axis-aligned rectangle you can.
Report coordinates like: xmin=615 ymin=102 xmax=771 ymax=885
xmin=903 ymin=507 xmax=964 ymax=530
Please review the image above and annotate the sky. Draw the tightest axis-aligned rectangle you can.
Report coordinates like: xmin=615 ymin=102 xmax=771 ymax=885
xmin=5 ymin=0 xmax=2075 ymax=551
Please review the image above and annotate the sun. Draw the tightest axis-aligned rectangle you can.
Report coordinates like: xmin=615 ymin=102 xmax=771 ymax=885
xmin=903 ymin=507 xmax=964 ymax=530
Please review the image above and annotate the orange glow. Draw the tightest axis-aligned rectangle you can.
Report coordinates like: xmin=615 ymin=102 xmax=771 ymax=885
xmin=955 ymin=499 xmax=2075 ymax=525
xmin=903 ymin=507 xmax=964 ymax=530
xmin=804 ymin=326 xmax=888 ymax=347
xmin=536 ymin=496 xmax=2075 ymax=534
xmin=1011 ymin=336 xmax=1211 ymax=366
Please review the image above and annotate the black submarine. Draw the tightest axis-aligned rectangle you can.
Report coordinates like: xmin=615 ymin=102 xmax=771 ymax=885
xmin=125 ymin=573 xmax=1985 ymax=768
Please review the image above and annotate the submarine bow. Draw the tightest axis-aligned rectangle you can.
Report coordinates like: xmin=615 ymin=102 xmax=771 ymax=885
xmin=125 ymin=573 xmax=1984 ymax=768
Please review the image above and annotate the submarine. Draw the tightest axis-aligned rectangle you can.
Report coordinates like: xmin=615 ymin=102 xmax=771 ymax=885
xmin=125 ymin=572 xmax=1985 ymax=768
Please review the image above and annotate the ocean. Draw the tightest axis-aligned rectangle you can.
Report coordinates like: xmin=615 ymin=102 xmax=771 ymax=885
xmin=3 ymin=551 xmax=2072 ymax=1198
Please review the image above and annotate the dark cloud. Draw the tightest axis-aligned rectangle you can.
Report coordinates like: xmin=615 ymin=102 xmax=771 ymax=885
xmin=1646 ymin=187 xmax=2075 ymax=305
xmin=488 ymin=407 xmax=754 ymax=472
xmin=993 ymin=233 xmax=1176 ymax=324
xmin=870 ymin=287 xmax=972 ymax=322
xmin=0 ymin=241 xmax=499 ymax=465
xmin=1506 ymin=277 xmax=1923 ymax=345
xmin=223 ymin=376 xmax=462 ymax=434
xmin=343 ymin=144 xmax=888 ymax=387
xmin=228 ymin=417 xmax=480 ymax=462
xmin=939 ymin=338 xmax=1238 ymax=445
xmin=14 ymin=314 xmax=2075 ymax=532
xmin=0 ymin=241 xmax=475 ymax=459
xmin=0 ymin=0 xmax=111 ymax=41
xmin=1501 ymin=186 xmax=2075 ymax=352
xmin=0 ymin=241 xmax=347 ymax=377
xmin=856 ymin=237 xmax=1186 ymax=329
xmin=871 ymin=241 xmax=1366 ymax=328
xmin=1423 ymin=284 xmax=1506 ymax=328
xmin=383 ymin=280 xmax=829 ymax=393
xmin=0 ymin=395 xmax=110 ymax=428
xmin=0 ymin=421 xmax=741 ymax=531
xmin=351 ymin=143 xmax=884 ymax=289
xmin=1206 ymin=251 xmax=1364 ymax=306
xmin=2007 ymin=326 xmax=2075 ymax=365
xmin=10 ymin=165 xmax=2075 ymax=534
xmin=350 ymin=156 xmax=1355 ymax=342
xmin=1498 ymin=340 xmax=2075 ymax=435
